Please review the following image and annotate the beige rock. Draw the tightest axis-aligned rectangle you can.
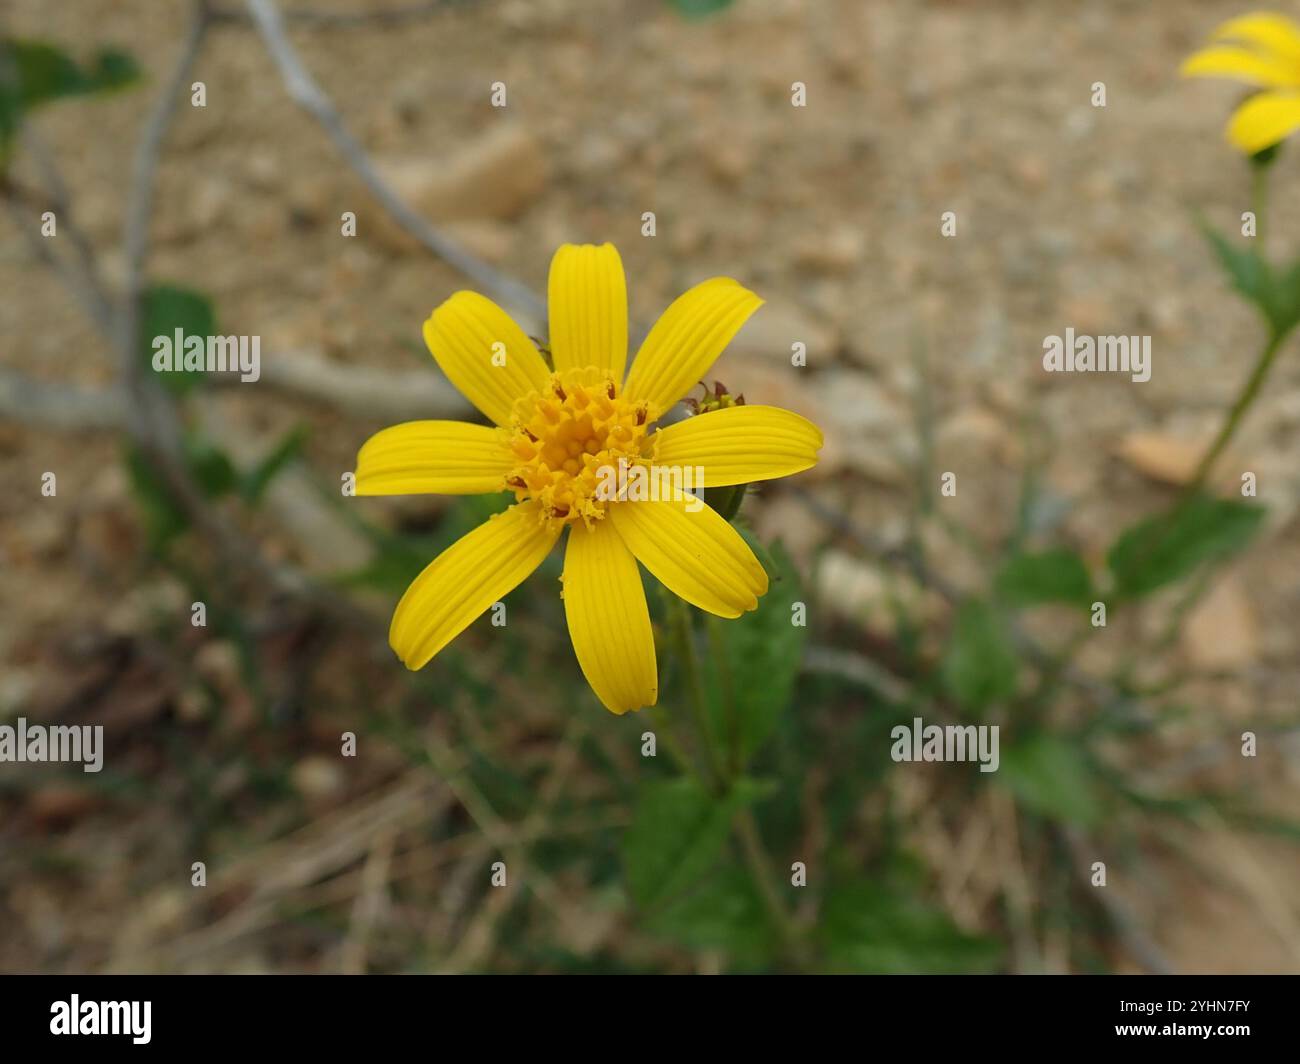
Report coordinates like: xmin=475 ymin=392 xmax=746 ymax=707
xmin=440 ymin=219 xmax=515 ymax=265
xmin=1115 ymin=431 xmax=1237 ymax=490
xmin=292 ymin=756 xmax=346 ymax=800
xmin=1181 ymin=574 xmax=1259 ymax=672
xmin=816 ymin=548 xmax=942 ymax=636
xmin=793 ymin=227 xmax=866 ymax=275
xmin=729 ymin=301 xmax=838 ymax=365
xmin=935 ymin=407 xmax=1021 ymax=468
xmin=383 ymin=123 xmax=546 ymax=220
xmin=751 ymin=493 xmax=826 ymax=566
xmin=702 ymin=136 xmax=754 ymax=187
xmin=369 ymin=123 xmax=547 ymax=252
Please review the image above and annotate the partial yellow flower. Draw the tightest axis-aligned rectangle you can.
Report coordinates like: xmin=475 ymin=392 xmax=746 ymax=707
xmin=355 ymin=243 xmax=823 ymax=715
xmin=1182 ymin=12 xmax=1300 ymax=154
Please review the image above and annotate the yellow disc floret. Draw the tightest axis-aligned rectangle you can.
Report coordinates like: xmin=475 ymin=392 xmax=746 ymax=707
xmin=504 ymin=368 xmax=656 ymax=528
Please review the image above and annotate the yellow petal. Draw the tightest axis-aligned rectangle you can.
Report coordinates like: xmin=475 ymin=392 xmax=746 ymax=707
xmin=623 ymin=278 xmax=763 ymax=414
xmin=563 ymin=519 xmax=657 ymax=714
xmin=423 ymin=291 xmax=552 ymax=426
xmin=1180 ymin=45 xmax=1300 ymax=87
xmin=547 ymin=243 xmax=629 ymax=381
xmin=651 ymin=404 xmax=824 ymax=487
xmin=1228 ymin=90 xmax=1300 ymax=153
xmin=390 ymin=501 xmax=560 ymax=669
xmin=1213 ymin=12 xmax=1300 ymax=64
xmin=356 ymin=420 xmax=510 ymax=495
xmin=609 ymin=495 xmax=767 ymax=618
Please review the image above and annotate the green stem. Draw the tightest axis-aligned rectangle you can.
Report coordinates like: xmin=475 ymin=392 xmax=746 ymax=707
xmin=672 ymin=595 xmax=723 ymax=789
xmin=649 ymin=705 xmax=699 ymax=781
xmin=1186 ymin=329 xmax=1288 ymax=495
xmin=673 ymin=595 xmax=805 ymax=967
xmin=706 ymin=614 xmax=741 ymax=780
xmin=735 ymin=807 xmax=807 ymax=970
xmin=1251 ymin=162 xmax=1268 ymax=246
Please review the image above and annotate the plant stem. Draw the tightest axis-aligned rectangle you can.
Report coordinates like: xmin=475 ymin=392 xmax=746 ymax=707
xmin=706 ymin=614 xmax=741 ymax=779
xmin=649 ymin=705 xmax=699 ymax=781
xmin=1186 ymin=329 xmax=1288 ymax=495
xmin=671 ymin=596 xmax=723 ymax=788
xmin=735 ymin=807 xmax=807 ymax=970
xmin=1251 ymin=162 xmax=1268 ymax=247
xmin=673 ymin=595 xmax=806 ymax=966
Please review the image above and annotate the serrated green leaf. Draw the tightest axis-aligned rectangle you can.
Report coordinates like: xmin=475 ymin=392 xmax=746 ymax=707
xmin=623 ymin=777 xmax=766 ymax=909
xmin=140 ymin=284 xmax=218 ymax=396
xmin=940 ymin=598 xmax=1019 ymax=709
xmin=999 ymin=733 xmax=1100 ymax=826
xmin=818 ymin=882 xmax=1002 ymax=973
xmin=704 ymin=536 xmax=805 ymax=760
xmin=1107 ymin=494 xmax=1266 ymax=599
xmin=996 ymin=547 xmax=1094 ymax=606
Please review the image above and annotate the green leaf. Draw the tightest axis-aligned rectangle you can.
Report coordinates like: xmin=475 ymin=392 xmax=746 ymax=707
xmin=623 ymin=777 xmax=766 ymax=909
xmin=241 ymin=425 xmax=308 ymax=505
xmin=82 ymin=48 xmax=139 ymax=94
xmin=183 ymin=436 xmax=239 ymax=499
xmin=645 ymin=867 xmax=776 ymax=966
xmin=704 ymin=537 xmax=806 ymax=760
xmin=1201 ymin=222 xmax=1300 ymax=335
xmin=1107 ymin=494 xmax=1266 ymax=599
xmin=1202 ymin=224 xmax=1270 ymax=306
xmin=0 ymin=40 xmax=140 ymax=149
xmin=140 ymin=284 xmax=218 ymax=396
xmin=124 ymin=445 xmax=189 ymax=551
xmin=996 ymin=547 xmax=1094 ymax=606
xmin=4 ymin=41 xmax=83 ymax=109
xmin=702 ymin=482 xmax=746 ymax=522
xmin=999 ymin=733 xmax=1100 ymax=826
xmin=819 ymin=882 xmax=1002 ymax=973
xmin=940 ymin=599 xmax=1019 ymax=709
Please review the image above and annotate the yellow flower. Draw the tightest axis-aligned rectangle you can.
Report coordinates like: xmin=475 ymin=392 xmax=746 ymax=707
xmin=1182 ymin=11 xmax=1300 ymax=154
xmin=355 ymin=243 xmax=823 ymax=715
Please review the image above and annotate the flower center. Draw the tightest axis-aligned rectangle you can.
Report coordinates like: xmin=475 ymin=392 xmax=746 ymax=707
xmin=505 ymin=368 xmax=656 ymax=527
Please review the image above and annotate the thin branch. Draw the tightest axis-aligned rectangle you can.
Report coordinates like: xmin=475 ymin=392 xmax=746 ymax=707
xmin=246 ymin=346 xmax=471 ymax=419
xmin=1063 ymin=829 xmax=1174 ymax=975
xmin=20 ymin=125 xmax=116 ymax=327
xmin=118 ymin=0 xmax=212 ymax=388
xmin=114 ymin=2 xmax=308 ymax=595
xmin=243 ymin=0 xmax=545 ymax=325
xmin=214 ymin=1 xmax=459 ymax=27
xmin=1 ymin=193 xmax=114 ymax=332
xmin=0 ymin=369 xmax=125 ymax=431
